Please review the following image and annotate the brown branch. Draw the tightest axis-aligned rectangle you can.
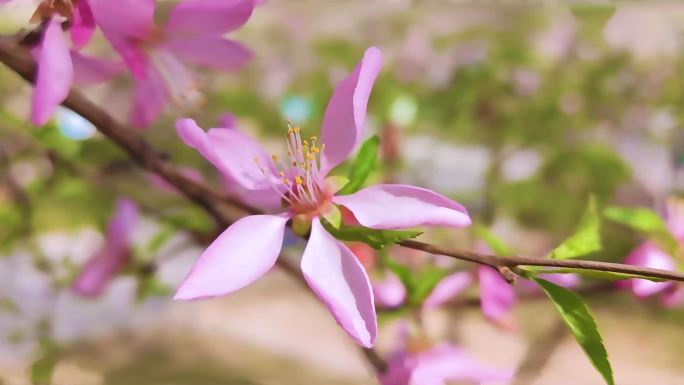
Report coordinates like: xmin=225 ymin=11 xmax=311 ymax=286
xmin=512 ymin=320 xmax=567 ymax=385
xmin=398 ymin=240 xmax=684 ymax=282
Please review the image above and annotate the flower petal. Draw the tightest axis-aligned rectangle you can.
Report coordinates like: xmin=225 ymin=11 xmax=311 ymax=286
xmin=71 ymin=247 xmax=129 ymax=298
xmin=423 ymin=272 xmax=472 ymax=310
xmin=70 ymin=1 xmax=95 ymax=49
xmin=32 ymin=16 xmax=73 ymax=126
xmin=301 ymin=218 xmax=377 ymax=347
xmin=413 ymin=344 xmax=512 ymax=385
xmin=130 ymin=66 xmax=170 ymax=128
xmin=176 ymin=118 xmax=278 ymax=190
xmin=166 ymin=0 xmax=256 ymax=35
xmin=106 ymin=198 xmax=140 ymax=248
xmin=71 ymin=198 xmax=138 ymax=298
xmin=478 ymin=266 xmax=516 ymax=329
xmin=89 ymin=0 xmax=154 ymax=39
xmin=333 ymin=184 xmax=471 ymax=230
xmin=89 ymin=0 xmax=154 ymax=78
xmin=373 ymin=271 xmax=406 ymax=309
xmin=71 ymin=52 xmax=124 ymax=86
xmin=320 ymin=47 xmax=382 ymax=174
xmin=625 ymin=242 xmax=675 ymax=297
xmin=162 ymin=37 xmax=252 ymax=71
xmin=174 ymin=214 xmax=288 ymax=300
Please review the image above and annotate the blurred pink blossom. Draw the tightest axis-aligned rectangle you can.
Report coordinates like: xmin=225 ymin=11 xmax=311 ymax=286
xmin=622 ymin=198 xmax=684 ymax=307
xmin=71 ymin=198 xmax=139 ymax=298
xmin=89 ymin=0 xmax=256 ymax=127
xmin=380 ymin=342 xmax=512 ymax=385
xmin=29 ymin=1 xmax=122 ymax=125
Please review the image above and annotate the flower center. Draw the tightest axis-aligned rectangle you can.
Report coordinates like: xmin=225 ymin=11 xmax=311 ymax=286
xmin=256 ymin=124 xmax=330 ymax=215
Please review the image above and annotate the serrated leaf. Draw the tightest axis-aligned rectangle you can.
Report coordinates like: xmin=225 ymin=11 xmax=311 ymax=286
xmin=533 ymin=278 xmax=614 ymax=385
xmin=321 ymin=219 xmax=422 ymax=249
xmin=474 ymin=224 xmax=511 ymax=256
xmin=525 ymin=267 xmax=665 ymax=282
xmin=338 ymin=136 xmax=380 ymax=195
xmin=550 ymin=197 xmax=601 ymax=259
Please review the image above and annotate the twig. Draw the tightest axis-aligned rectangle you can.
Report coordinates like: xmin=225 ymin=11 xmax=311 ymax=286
xmin=398 ymin=240 xmax=684 ymax=282
xmin=512 ymin=320 xmax=568 ymax=385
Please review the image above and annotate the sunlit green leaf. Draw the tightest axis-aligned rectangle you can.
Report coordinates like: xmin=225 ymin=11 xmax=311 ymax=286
xmin=533 ymin=278 xmax=614 ymax=385
xmin=338 ymin=136 xmax=380 ymax=195
xmin=603 ymin=206 xmax=678 ymax=252
xmin=550 ymin=197 xmax=601 ymax=259
xmin=322 ymin=205 xmax=342 ymax=230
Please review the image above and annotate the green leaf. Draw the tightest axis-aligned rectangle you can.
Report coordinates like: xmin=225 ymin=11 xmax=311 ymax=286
xmin=338 ymin=136 xmax=380 ymax=195
xmin=322 ymin=205 xmax=342 ymax=230
xmin=604 ymin=206 xmax=678 ymax=252
xmin=136 ymin=276 xmax=172 ymax=303
xmin=604 ymin=206 xmax=668 ymax=233
xmin=321 ymin=219 xmax=422 ymax=249
xmin=408 ymin=268 xmax=450 ymax=305
xmin=473 ymin=224 xmax=511 ymax=256
xmin=382 ymin=255 xmax=413 ymax=290
xmin=147 ymin=226 xmax=176 ymax=254
xmin=550 ymin=197 xmax=601 ymax=259
xmin=31 ymin=340 xmax=60 ymax=385
xmin=533 ymin=278 xmax=614 ymax=385
xmin=525 ymin=267 xmax=665 ymax=282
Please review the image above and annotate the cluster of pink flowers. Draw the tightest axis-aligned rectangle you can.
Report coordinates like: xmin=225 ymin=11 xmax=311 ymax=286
xmin=14 ymin=0 xmax=255 ymax=127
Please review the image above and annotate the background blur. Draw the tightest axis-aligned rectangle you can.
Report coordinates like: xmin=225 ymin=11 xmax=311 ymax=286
xmin=1 ymin=1 xmax=684 ymax=384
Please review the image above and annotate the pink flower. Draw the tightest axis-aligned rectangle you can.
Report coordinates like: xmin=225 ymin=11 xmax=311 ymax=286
xmin=89 ymin=0 xmax=255 ymax=127
xmin=31 ymin=5 xmax=122 ymax=125
xmin=373 ymin=271 xmax=407 ymax=309
xmin=71 ymin=198 xmax=139 ymax=298
xmin=478 ymin=266 xmax=516 ymax=330
xmin=623 ymin=198 xmax=684 ymax=307
xmin=173 ymin=47 xmax=472 ymax=347
xmin=422 ymin=271 xmax=472 ymax=310
xmin=380 ymin=343 xmax=512 ymax=385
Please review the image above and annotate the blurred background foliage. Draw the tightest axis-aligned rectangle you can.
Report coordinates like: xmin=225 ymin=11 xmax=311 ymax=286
xmin=1 ymin=2 xmax=684 ymax=384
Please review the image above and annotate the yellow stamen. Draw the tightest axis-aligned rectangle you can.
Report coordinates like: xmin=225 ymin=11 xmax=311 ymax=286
xmin=284 ymin=178 xmax=291 ymax=185
xmin=293 ymin=126 xmax=300 ymax=133
xmin=295 ymin=176 xmax=303 ymax=185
